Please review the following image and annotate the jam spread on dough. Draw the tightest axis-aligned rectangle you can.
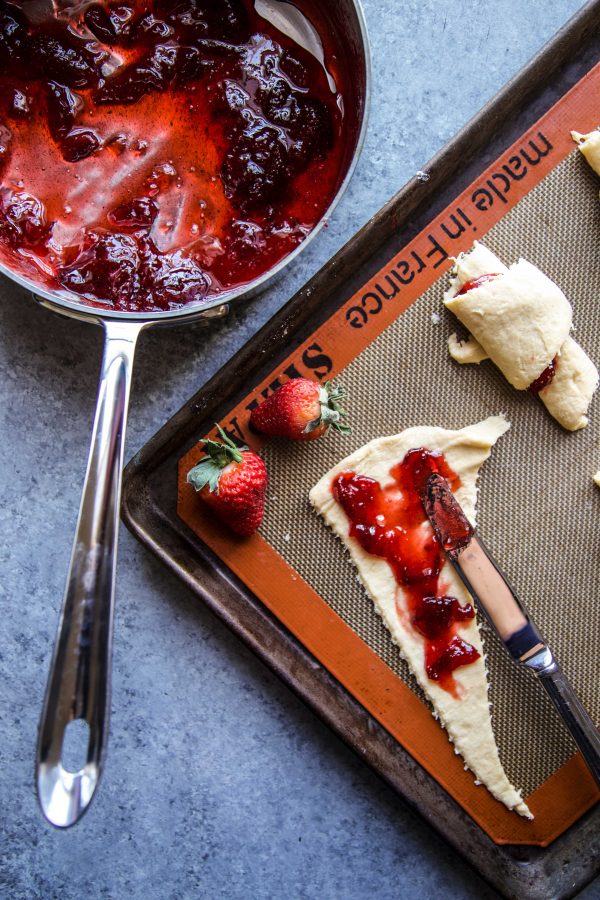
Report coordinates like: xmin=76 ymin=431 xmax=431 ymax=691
xmin=456 ymin=274 xmax=558 ymax=393
xmin=456 ymin=273 xmax=501 ymax=295
xmin=527 ymin=356 xmax=557 ymax=394
xmin=333 ymin=449 xmax=480 ymax=694
xmin=0 ymin=0 xmax=347 ymax=311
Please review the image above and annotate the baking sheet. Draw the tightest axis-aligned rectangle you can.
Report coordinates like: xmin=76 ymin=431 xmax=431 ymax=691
xmin=177 ymin=62 xmax=600 ymax=845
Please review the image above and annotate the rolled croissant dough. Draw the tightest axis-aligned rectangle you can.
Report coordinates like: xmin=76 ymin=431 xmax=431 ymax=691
xmin=445 ymin=243 xmax=598 ymax=431
xmin=309 ymin=415 xmax=531 ymax=818
xmin=538 ymin=336 xmax=599 ymax=432
xmin=572 ymin=129 xmax=600 ymax=178
xmin=572 ymin=130 xmax=600 ymax=474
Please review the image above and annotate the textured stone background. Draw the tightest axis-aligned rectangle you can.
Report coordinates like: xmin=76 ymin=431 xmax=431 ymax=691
xmin=0 ymin=2 xmax=597 ymax=898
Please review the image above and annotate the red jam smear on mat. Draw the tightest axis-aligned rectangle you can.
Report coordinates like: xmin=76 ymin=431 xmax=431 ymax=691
xmin=0 ymin=0 xmax=349 ymax=311
xmin=456 ymin=273 xmax=501 ymax=295
xmin=333 ymin=449 xmax=480 ymax=694
xmin=528 ymin=356 xmax=557 ymax=393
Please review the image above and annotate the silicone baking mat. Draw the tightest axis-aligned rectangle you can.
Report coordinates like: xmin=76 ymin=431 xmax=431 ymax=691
xmin=177 ymin=64 xmax=600 ymax=846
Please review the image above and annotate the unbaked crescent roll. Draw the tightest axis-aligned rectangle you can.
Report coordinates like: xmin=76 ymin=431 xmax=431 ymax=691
xmin=572 ymin=129 xmax=600 ymax=177
xmin=537 ymin=336 xmax=599 ymax=432
xmin=570 ymin=131 xmax=600 ymax=447
xmin=444 ymin=242 xmax=598 ymax=430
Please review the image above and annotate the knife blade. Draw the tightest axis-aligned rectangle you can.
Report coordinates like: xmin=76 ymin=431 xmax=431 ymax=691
xmin=421 ymin=472 xmax=600 ymax=789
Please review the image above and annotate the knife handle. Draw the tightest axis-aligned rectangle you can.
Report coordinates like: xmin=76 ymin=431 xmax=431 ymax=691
xmin=533 ymin=655 xmax=600 ymax=788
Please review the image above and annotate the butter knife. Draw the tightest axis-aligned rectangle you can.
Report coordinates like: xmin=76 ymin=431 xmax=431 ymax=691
xmin=421 ymin=472 xmax=600 ymax=788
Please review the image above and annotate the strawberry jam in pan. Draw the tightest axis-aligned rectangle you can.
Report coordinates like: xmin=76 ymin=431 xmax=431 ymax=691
xmin=0 ymin=0 xmax=354 ymax=312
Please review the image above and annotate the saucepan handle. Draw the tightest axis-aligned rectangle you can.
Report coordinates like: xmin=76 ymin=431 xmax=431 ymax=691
xmin=36 ymin=319 xmax=143 ymax=828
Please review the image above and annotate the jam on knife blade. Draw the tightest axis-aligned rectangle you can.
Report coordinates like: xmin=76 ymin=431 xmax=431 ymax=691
xmin=421 ymin=473 xmax=474 ymax=558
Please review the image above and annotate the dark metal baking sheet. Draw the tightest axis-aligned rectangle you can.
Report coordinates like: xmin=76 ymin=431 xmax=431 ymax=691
xmin=122 ymin=4 xmax=600 ymax=896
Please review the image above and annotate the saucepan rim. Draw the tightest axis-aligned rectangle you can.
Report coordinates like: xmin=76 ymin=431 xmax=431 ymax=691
xmin=1 ymin=0 xmax=371 ymax=327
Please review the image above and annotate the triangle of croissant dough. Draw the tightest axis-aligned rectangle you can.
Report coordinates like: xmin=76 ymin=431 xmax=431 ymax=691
xmin=309 ymin=415 xmax=532 ymax=818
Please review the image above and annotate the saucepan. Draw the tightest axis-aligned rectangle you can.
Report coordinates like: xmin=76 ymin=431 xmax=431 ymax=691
xmin=0 ymin=0 xmax=370 ymax=827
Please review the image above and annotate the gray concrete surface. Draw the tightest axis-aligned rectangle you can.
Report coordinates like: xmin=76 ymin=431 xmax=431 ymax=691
xmin=1 ymin=1 xmax=598 ymax=898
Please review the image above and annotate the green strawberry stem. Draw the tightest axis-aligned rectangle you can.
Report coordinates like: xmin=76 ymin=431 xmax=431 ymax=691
xmin=304 ymin=381 xmax=352 ymax=435
xmin=187 ymin=424 xmax=248 ymax=494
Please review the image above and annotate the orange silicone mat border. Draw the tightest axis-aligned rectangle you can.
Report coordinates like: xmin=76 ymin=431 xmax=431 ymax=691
xmin=177 ymin=63 xmax=600 ymax=846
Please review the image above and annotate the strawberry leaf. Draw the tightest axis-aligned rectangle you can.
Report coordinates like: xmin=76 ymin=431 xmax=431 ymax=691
xmin=187 ymin=457 xmax=223 ymax=493
xmin=186 ymin=423 xmax=249 ymax=493
xmin=315 ymin=381 xmax=352 ymax=435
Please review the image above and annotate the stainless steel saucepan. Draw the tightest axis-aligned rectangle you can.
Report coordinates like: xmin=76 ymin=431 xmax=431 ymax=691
xmin=0 ymin=0 xmax=370 ymax=828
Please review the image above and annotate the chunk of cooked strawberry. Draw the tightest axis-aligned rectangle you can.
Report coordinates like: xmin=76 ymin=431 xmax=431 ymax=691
xmin=58 ymin=230 xmax=141 ymax=306
xmin=0 ymin=188 xmax=53 ymax=248
xmin=108 ymin=197 xmax=158 ymax=229
xmin=30 ymin=31 xmax=103 ymax=89
xmin=221 ymin=125 xmax=290 ymax=211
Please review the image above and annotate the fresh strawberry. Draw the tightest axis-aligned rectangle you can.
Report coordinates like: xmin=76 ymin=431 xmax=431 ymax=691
xmin=186 ymin=426 xmax=267 ymax=536
xmin=250 ymin=378 xmax=351 ymax=441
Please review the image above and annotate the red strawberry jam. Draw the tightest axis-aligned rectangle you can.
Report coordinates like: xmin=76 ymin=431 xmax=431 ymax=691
xmin=528 ymin=356 xmax=557 ymax=394
xmin=333 ymin=449 xmax=480 ymax=695
xmin=456 ymin=273 xmax=501 ymax=295
xmin=0 ymin=0 xmax=350 ymax=311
